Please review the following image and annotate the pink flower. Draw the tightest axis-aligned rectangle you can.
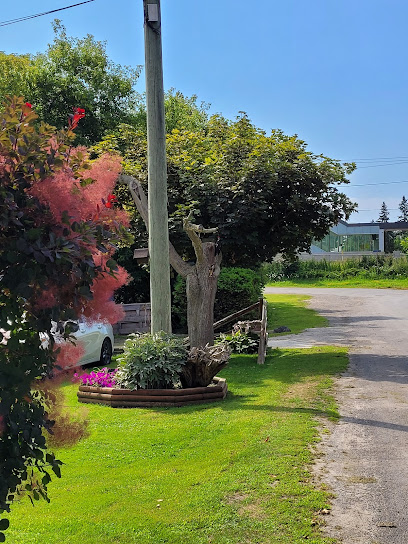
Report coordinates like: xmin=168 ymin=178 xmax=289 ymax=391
xmin=75 ymin=368 xmax=117 ymax=387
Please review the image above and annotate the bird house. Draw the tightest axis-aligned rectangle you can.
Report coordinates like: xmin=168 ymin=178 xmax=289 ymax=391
xmin=134 ymin=248 xmax=149 ymax=265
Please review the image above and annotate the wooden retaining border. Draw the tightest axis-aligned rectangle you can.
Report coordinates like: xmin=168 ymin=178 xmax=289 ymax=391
xmin=77 ymin=377 xmax=227 ymax=407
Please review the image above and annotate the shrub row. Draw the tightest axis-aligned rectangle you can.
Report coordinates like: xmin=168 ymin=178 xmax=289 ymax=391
xmin=113 ymin=264 xmax=265 ymax=332
xmin=172 ymin=267 xmax=265 ymax=331
xmin=262 ymin=255 xmax=408 ymax=281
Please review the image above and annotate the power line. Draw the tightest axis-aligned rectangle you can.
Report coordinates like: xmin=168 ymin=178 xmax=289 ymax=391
xmin=356 ymin=161 xmax=408 ymax=169
xmin=0 ymin=1 xmax=96 ymax=27
xmin=345 ymin=156 xmax=408 ymax=162
xmin=350 ymin=180 xmax=408 ymax=187
xmin=337 ymin=156 xmax=408 ymax=168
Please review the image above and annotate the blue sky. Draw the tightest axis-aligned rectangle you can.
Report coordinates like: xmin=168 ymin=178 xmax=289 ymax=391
xmin=2 ymin=0 xmax=408 ymax=223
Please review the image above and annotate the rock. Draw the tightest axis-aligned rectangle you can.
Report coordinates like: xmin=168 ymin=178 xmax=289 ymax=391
xmin=273 ymin=326 xmax=291 ymax=333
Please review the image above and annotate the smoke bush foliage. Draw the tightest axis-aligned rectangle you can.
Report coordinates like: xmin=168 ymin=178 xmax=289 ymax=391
xmin=115 ymin=332 xmax=188 ymax=390
xmin=0 ymin=96 xmax=131 ymax=538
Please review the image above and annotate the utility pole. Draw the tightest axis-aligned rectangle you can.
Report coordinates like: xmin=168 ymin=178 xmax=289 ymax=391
xmin=143 ymin=0 xmax=172 ymax=333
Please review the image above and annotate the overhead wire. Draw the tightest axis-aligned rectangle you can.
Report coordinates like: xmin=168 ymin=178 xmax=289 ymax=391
xmin=339 ymin=159 xmax=408 ymax=217
xmin=336 ymin=156 xmax=408 ymax=169
xmin=350 ymin=180 xmax=408 ymax=187
xmin=348 ymin=156 xmax=408 ymax=161
xmin=0 ymin=1 xmax=96 ymax=27
xmin=2 ymin=10 xmax=408 ymax=207
xmin=355 ymin=161 xmax=408 ymax=169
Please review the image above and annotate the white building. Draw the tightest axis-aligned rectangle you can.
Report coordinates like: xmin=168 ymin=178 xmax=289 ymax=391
xmin=310 ymin=220 xmax=408 ymax=255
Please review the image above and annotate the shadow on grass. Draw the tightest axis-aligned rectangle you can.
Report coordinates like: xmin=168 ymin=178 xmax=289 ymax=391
xmin=157 ymin=349 xmax=347 ymax=420
xmin=220 ymin=349 xmax=348 ymax=385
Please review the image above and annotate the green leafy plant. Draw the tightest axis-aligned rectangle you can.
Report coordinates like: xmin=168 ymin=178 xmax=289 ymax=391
xmin=216 ymin=330 xmax=259 ymax=354
xmin=115 ymin=332 xmax=188 ymax=390
xmin=172 ymin=267 xmax=264 ymax=331
xmin=263 ymin=255 xmax=408 ymax=282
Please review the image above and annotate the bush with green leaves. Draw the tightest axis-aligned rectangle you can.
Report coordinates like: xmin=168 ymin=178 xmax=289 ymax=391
xmin=216 ymin=267 xmax=265 ymax=318
xmin=115 ymin=332 xmax=188 ymax=390
xmin=216 ymin=331 xmax=259 ymax=354
xmin=172 ymin=267 xmax=265 ymax=331
xmin=113 ymin=245 xmax=150 ymax=303
xmin=263 ymin=255 xmax=408 ymax=282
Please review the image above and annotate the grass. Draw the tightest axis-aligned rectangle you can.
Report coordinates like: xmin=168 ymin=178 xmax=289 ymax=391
xmin=265 ymin=293 xmax=328 ymax=335
xmin=7 ymin=348 xmax=348 ymax=544
xmin=266 ymin=278 xmax=408 ymax=289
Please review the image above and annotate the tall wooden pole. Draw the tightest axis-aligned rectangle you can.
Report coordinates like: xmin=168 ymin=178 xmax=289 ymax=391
xmin=143 ymin=0 xmax=172 ymax=333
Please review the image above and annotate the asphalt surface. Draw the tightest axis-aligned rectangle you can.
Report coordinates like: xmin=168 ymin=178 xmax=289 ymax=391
xmin=265 ymin=287 xmax=408 ymax=544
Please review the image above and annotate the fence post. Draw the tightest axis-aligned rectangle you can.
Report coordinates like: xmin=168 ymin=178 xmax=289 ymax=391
xmin=257 ymin=298 xmax=268 ymax=365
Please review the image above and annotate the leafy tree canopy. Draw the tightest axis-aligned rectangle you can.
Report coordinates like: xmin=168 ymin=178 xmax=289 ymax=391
xmin=0 ymin=21 xmax=142 ymax=146
xmin=0 ymin=52 xmax=31 ymax=102
xmin=98 ymin=112 xmax=356 ymax=267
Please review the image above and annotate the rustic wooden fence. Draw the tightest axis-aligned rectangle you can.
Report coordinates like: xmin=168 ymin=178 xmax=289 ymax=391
xmin=114 ymin=299 xmax=268 ymax=363
xmin=213 ymin=297 xmax=268 ymax=364
xmin=113 ymin=303 xmax=151 ymax=335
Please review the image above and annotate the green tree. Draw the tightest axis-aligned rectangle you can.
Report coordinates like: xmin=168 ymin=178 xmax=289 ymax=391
xmin=378 ymin=202 xmax=389 ymax=222
xmin=108 ymin=113 xmax=356 ymax=346
xmin=164 ymin=90 xmax=210 ymax=133
xmin=398 ymin=196 xmax=408 ymax=221
xmin=0 ymin=52 xmax=32 ymax=101
xmin=18 ymin=21 xmax=142 ymax=145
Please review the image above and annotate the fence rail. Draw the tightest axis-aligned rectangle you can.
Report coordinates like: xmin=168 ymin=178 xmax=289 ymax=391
xmin=113 ymin=303 xmax=151 ymax=335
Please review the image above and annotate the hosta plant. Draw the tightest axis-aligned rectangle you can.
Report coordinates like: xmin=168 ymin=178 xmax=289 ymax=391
xmin=115 ymin=332 xmax=188 ymax=390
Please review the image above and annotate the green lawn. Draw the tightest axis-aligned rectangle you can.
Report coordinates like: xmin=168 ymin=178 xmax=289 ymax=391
xmin=266 ymin=278 xmax=408 ymax=289
xmin=7 ymin=348 xmax=347 ymax=544
xmin=265 ymin=294 xmax=328 ymax=335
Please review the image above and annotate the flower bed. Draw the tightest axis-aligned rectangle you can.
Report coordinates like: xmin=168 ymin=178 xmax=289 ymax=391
xmin=77 ymin=377 xmax=227 ymax=407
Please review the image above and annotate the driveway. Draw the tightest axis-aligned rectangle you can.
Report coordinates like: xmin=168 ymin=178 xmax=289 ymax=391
xmin=265 ymin=287 xmax=408 ymax=544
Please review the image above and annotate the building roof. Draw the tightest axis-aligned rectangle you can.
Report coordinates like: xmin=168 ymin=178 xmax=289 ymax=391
xmin=339 ymin=219 xmax=408 ymax=231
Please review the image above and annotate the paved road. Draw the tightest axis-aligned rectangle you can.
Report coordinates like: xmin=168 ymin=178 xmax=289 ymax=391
xmin=265 ymin=287 xmax=408 ymax=544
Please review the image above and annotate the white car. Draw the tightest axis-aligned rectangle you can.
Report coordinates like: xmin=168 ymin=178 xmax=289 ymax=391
xmin=46 ymin=319 xmax=115 ymax=368
xmin=72 ymin=320 xmax=114 ymax=367
xmin=2 ymin=319 xmax=114 ymax=368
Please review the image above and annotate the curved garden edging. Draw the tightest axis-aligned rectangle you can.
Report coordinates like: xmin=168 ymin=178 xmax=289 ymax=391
xmin=77 ymin=377 xmax=228 ymax=407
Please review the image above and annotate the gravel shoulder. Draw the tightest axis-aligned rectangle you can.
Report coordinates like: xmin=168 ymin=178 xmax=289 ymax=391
xmin=265 ymin=287 xmax=408 ymax=544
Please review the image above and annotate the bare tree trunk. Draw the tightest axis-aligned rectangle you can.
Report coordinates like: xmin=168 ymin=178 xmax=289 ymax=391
xmin=180 ymin=343 xmax=230 ymax=387
xmin=186 ymin=241 xmax=221 ymax=347
xmin=122 ymin=175 xmax=221 ymax=348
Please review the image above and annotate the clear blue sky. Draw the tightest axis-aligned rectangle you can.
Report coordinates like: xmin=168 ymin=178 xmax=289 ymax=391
xmin=2 ymin=0 xmax=408 ymax=223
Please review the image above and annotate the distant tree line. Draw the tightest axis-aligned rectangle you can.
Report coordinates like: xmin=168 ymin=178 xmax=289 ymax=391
xmin=376 ymin=196 xmax=408 ymax=223
xmin=375 ymin=197 xmax=408 ymax=252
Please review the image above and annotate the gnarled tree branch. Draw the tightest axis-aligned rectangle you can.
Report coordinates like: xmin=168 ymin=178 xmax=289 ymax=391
xmin=119 ymin=174 xmax=193 ymax=277
xmin=183 ymin=211 xmax=218 ymax=265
